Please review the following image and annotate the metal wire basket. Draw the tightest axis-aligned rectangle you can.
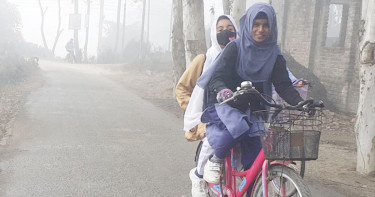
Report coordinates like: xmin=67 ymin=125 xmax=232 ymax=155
xmin=253 ymin=109 xmax=323 ymax=161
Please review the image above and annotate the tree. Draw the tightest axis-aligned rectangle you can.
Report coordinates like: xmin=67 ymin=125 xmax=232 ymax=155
xmin=171 ymin=0 xmax=185 ymax=87
xmin=139 ymin=0 xmax=146 ymax=65
xmin=121 ymin=0 xmax=127 ymax=50
xmin=73 ymin=0 xmax=80 ymax=62
xmin=146 ymin=0 xmax=150 ymax=45
xmin=355 ymin=0 xmax=375 ymax=175
xmin=168 ymin=3 xmax=173 ymax=52
xmin=83 ymin=0 xmax=91 ymax=62
xmin=182 ymin=0 xmax=206 ymax=67
xmin=51 ymin=0 xmax=63 ymax=55
xmin=38 ymin=0 xmax=48 ymax=50
xmin=231 ymin=0 xmax=246 ymax=26
xmin=0 ymin=0 xmax=21 ymax=54
xmin=114 ymin=0 xmax=122 ymax=52
xmin=97 ymin=0 xmax=104 ymax=57
xmin=222 ymin=0 xmax=232 ymax=15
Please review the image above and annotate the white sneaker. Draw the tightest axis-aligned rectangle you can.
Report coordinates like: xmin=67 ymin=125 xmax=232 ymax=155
xmin=203 ymin=158 xmax=222 ymax=185
xmin=189 ymin=168 xmax=208 ymax=197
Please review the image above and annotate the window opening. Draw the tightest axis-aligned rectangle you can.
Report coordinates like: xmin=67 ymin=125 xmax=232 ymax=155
xmin=325 ymin=4 xmax=343 ymax=47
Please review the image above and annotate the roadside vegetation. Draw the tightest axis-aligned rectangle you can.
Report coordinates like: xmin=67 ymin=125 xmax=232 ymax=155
xmin=0 ymin=0 xmax=45 ymax=141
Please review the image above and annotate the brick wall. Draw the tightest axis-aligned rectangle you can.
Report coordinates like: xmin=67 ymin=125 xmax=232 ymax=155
xmin=276 ymin=0 xmax=361 ymax=113
xmin=281 ymin=0 xmax=316 ymax=67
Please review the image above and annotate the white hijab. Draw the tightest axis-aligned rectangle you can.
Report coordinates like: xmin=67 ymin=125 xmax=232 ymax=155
xmin=183 ymin=15 xmax=238 ymax=132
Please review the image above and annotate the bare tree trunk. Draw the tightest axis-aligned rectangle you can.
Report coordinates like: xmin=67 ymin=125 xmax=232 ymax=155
xmin=84 ymin=0 xmax=91 ymax=62
xmin=74 ymin=0 xmax=80 ymax=62
xmin=222 ymin=0 xmax=231 ymax=15
xmin=38 ymin=0 xmax=48 ymax=50
xmin=146 ymin=0 xmax=150 ymax=46
xmin=97 ymin=0 xmax=104 ymax=57
xmin=52 ymin=0 xmax=63 ymax=55
xmin=139 ymin=0 xmax=147 ymax=65
xmin=355 ymin=0 xmax=375 ymax=175
xmin=232 ymin=0 xmax=246 ymax=26
xmin=114 ymin=0 xmax=122 ymax=52
xmin=121 ymin=0 xmax=127 ymax=50
xmin=182 ymin=0 xmax=206 ymax=67
xmin=168 ymin=4 xmax=173 ymax=52
xmin=172 ymin=0 xmax=186 ymax=87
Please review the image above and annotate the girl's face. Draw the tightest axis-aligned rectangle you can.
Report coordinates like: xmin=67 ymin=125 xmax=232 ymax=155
xmin=216 ymin=19 xmax=236 ymax=48
xmin=251 ymin=18 xmax=269 ymax=43
xmin=216 ymin=19 xmax=235 ymax=34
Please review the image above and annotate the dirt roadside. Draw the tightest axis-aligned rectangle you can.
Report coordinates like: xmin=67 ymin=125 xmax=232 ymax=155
xmin=101 ymin=64 xmax=375 ymax=197
xmin=0 ymin=70 xmax=43 ymax=145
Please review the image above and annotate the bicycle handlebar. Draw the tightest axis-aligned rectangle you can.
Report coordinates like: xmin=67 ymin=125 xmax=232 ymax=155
xmin=220 ymin=81 xmax=324 ymax=110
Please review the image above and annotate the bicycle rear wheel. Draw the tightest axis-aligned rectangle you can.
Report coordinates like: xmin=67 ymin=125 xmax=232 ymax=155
xmin=251 ymin=165 xmax=312 ymax=197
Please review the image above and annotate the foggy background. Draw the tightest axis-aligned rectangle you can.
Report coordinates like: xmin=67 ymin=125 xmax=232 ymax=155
xmin=8 ymin=0 xmax=268 ymax=59
xmin=10 ymin=0 xmax=172 ymax=58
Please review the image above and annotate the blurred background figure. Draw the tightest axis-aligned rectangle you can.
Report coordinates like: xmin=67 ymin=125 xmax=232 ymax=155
xmin=65 ymin=39 xmax=75 ymax=63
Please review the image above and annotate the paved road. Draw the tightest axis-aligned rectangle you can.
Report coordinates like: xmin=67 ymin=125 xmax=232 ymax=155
xmin=0 ymin=61 xmax=197 ymax=196
xmin=0 ymin=60 xmax=345 ymax=196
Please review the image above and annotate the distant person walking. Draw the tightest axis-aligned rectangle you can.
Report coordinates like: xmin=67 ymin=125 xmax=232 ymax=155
xmin=65 ymin=39 xmax=75 ymax=63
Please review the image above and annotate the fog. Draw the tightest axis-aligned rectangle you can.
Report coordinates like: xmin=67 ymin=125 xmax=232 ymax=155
xmin=3 ymin=0 xmax=343 ymax=65
xmin=9 ymin=0 xmax=173 ymax=58
xmin=6 ymin=0 xmax=266 ymax=59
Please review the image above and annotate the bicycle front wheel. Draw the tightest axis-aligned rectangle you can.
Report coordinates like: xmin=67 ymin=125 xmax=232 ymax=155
xmin=251 ymin=165 xmax=312 ymax=197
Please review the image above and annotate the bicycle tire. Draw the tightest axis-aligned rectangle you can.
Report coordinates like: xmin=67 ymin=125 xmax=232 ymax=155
xmin=286 ymin=161 xmax=305 ymax=178
xmin=251 ymin=165 xmax=312 ymax=197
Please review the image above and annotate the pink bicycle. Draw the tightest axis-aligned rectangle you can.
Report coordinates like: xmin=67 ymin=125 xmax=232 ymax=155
xmin=204 ymin=81 xmax=324 ymax=197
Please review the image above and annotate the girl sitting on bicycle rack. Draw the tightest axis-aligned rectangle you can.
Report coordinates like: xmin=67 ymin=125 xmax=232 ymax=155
xmin=196 ymin=2 xmax=306 ymax=191
xmin=176 ymin=14 xmax=238 ymax=197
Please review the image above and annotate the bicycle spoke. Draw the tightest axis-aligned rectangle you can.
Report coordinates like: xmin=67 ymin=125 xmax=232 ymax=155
xmin=252 ymin=166 xmax=312 ymax=197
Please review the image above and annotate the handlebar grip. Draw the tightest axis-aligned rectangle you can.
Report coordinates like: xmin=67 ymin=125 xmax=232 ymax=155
xmin=219 ymin=82 xmax=325 ymax=110
xmin=313 ymin=100 xmax=325 ymax=108
xmin=296 ymin=99 xmax=314 ymax=108
xmin=289 ymin=99 xmax=324 ymax=110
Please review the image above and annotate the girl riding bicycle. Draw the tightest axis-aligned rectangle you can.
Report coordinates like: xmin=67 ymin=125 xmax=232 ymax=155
xmin=176 ymin=14 xmax=239 ymax=197
xmin=197 ymin=3 xmax=306 ymax=194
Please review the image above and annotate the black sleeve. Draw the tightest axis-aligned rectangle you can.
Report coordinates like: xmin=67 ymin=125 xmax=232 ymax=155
xmin=272 ymin=55 xmax=303 ymax=106
xmin=208 ymin=42 xmax=238 ymax=95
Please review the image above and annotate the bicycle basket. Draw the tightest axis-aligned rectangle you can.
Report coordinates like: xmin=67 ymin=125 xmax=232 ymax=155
xmin=253 ymin=109 xmax=323 ymax=161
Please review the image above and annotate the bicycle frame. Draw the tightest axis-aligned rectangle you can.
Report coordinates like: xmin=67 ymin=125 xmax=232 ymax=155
xmin=205 ymin=82 xmax=322 ymax=197
xmin=207 ymin=148 xmax=291 ymax=197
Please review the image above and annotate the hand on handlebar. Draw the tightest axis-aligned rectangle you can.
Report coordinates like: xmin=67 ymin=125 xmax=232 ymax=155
xmin=302 ymin=103 xmax=316 ymax=116
xmin=216 ymin=81 xmax=325 ymax=114
xmin=299 ymin=100 xmax=324 ymax=116
xmin=216 ymin=88 xmax=233 ymax=103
